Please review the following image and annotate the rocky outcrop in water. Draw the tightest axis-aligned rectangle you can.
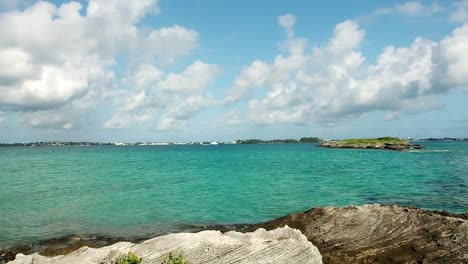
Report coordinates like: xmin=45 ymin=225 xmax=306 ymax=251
xmin=7 ymin=227 xmax=322 ymax=264
xmin=245 ymin=204 xmax=468 ymax=263
xmin=319 ymin=141 xmax=425 ymax=151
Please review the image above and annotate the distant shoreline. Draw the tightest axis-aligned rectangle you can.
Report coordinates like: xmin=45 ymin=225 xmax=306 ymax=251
xmin=0 ymin=137 xmax=321 ymax=147
xmin=1 ymin=137 xmax=467 ymax=147
xmin=419 ymin=137 xmax=468 ymax=141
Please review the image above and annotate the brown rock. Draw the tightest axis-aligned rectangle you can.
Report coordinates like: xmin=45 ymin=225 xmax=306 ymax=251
xmin=242 ymin=204 xmax=467 ymax=264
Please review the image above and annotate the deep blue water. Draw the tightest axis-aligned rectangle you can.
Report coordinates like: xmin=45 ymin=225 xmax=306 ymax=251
xmin=0 ymin=142 xmax=467 ymax=248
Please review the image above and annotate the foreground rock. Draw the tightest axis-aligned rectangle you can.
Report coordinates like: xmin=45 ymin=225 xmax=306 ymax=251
xmin=8 ymin=227 xmax=322 ymax=264
xmin=4 ymin=204 xmax=466 ymax=264
xmin=244 ymin=204 xmax=468 ymax=263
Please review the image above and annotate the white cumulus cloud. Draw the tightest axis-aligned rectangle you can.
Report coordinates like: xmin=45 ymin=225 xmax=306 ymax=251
xmin=0 ymin=0 xmax=204 ymax=131
xmin=105 ymin=60 xmax=222 ymax=130
xmin=225 ymin=14 xmax=468 ymax=126
xmin=157 ymin=61 xmax=222 ymax=93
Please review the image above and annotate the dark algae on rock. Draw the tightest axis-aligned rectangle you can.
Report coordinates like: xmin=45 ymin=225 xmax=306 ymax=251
xmin=0 ymin=235 xmax=129 ymax=264
xmin=243 ymin=204 xmax=467 ymax=264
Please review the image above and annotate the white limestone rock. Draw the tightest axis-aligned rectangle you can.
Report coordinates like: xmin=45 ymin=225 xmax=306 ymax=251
xmin=9 ymin=226 xmax=322 ymax=264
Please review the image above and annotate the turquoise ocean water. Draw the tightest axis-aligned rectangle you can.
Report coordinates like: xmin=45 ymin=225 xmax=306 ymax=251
xmin=0 ymin=142 xmax=467 ymax=248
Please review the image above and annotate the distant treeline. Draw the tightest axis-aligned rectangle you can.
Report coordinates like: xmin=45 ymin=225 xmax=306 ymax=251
xmin=235 ymin=137 xmax=322 ymax=144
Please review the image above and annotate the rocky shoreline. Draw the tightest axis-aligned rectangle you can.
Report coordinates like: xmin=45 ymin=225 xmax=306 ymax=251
xmin=2 ymin=204 xmax=467 ymax=264
xmin=244 ymin=204 xmax=468 ymax=263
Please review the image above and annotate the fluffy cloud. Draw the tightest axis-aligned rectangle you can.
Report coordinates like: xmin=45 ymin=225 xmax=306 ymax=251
xmin=226 ymin=14 xmax=468 ymax=126
xmin=396 ymin=1 xmax=443 ymax=16
xmin=138 ymin=26 xmax=199 ymax=64
xmin=104 ymin=109 xmax=154 ymax=129
xmin=157 ymin=61 xmax=222 ymax=93
xmin=128 ymin=64 xmax=164 ymax=95
xmin=86 ymin=0 xmax=159 ymax=23
xmin=155 ymin=95 xmax=217 ymax=131
xmin=226 ymin=14 xmax=307 ymax=103
xmin=104 ymin=60 xmax=221 ymax=130
xmin=0 ymin=0 xmax=203 ymax=131
xmin=451 ymin=0 xmax=468 ymax=23
xmin=0 ymin=1 xmax=106 ymax=111
xmin=438 ymin=24 xmax=468 ymax=86
xmin=278 ymin=14 xmax=296 ymax=38
xmin=368 ymin=1 xmax=444 ymax=20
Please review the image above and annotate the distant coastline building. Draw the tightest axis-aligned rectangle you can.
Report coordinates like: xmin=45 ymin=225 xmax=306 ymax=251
xmin=149 ymin=142 xmax=170 ymax=146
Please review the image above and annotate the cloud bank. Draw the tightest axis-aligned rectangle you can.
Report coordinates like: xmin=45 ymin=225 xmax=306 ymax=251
xmin=225 ymin=12 xmax=468 ymax=126
xmin=0 ymin=0 xmax=208 ymax=130
xmin=0 ymin=0 xmax=467 ymax=137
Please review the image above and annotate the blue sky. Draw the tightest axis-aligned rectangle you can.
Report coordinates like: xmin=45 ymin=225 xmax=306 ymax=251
xmin=0 ymin=0 xmax=467 ymax=142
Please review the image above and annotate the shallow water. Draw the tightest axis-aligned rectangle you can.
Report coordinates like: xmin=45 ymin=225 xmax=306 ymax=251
xmin=0 ymin=142 xmax=467 ymax=248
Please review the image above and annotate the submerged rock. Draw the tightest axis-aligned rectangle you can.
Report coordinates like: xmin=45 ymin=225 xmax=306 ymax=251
xmin=8 ymin=226 xmax=322 ymax=264
xmin=247 ymin=204 xmax=468 ymax=264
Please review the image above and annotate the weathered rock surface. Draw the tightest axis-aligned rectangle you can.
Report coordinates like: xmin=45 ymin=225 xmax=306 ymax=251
xmin=8 ymin=227 xmax=322 ymax=264
xmin=4 ymin=204 xmax=467 ymax=264
xmin=244 ymin=204 xmax=468 ymax=264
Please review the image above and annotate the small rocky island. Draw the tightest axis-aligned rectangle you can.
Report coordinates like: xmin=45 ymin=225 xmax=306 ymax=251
xmin=319 ymin=137 xmax=424 ymax=151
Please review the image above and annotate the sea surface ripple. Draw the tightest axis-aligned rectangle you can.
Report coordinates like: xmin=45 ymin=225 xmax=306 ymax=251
xmin=0 ymin=142 xmax=467 ymax=247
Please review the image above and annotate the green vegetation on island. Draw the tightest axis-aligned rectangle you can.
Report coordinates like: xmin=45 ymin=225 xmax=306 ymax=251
xmin=319 ymin=137 xmax=424 ymax=151
xmin=336 ymin=137 xmax=408 ymax=145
